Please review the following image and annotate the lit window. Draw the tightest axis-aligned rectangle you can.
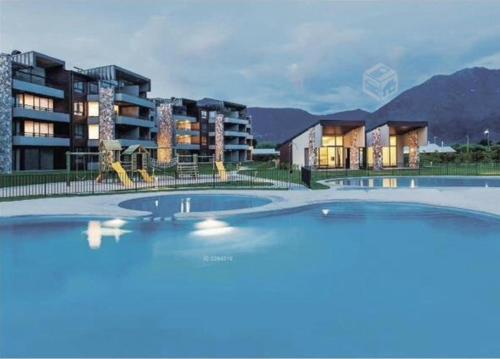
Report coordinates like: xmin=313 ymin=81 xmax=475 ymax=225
xmin=74 ymin=102 xmax=84 ymax=116
xmin=88 ymin=102 xmax=99 ymax=117
xmin=88 ymin=124 xmax=99 ymax=139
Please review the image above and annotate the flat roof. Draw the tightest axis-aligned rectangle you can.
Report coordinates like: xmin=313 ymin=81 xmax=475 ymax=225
xmin=11 ymin=51 xmax=65 ymax=69
xmin=83 ymin=65 xmax=151 ymax=86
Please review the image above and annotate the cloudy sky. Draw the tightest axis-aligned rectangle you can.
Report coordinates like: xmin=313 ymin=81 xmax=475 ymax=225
xmin=1 ymin=0 xmax=499 ymax=113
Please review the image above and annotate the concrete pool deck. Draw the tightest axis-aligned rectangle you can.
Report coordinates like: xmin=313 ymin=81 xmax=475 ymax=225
xmin=1 ymin=186 xmax=500 ymax=219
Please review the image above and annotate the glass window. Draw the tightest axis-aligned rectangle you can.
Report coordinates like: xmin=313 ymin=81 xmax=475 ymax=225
xmin=24 ymin=120 xmax=34 ymax=136
xmin=367 ymin=147 xmax=374 ymax=167
xmin=390 ymin=135 xmax=397 ymax=146
xmin=73 ymin=81 xmax=85 ymax=93
xmin=114 ymin=105 xmax=119 ymax=115
xmin=74 ymin=124 xmax=84 ymax=139
xmin=336 ymin=136 xmax=343 ymax=146
xmin=88 ymin=102 xmax=99 ymax=117
xmin=201 ymin=111 xmax=207 ymax=119
xmin=39 ymin=97 xmax=49 ymax=110
xmin=74 ymin=102 xmax=84 ymax=116
xmin=322 ymin=136 xmax=335 ymax=146
xmin=16 ymin=94 xmax=24 ymax=107
xmin=25 ymin=94 xmax=34 ymax=109
xmin=39 ymin=122 xmax=49 ymax=136
xmin=88 ymin=124 xmax=99 ymax=139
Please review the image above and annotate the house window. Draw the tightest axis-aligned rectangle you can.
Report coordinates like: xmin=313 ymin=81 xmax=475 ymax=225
xmin=74 ymin=102 xmax=85 ymax=116
xmin=88 ymin=124 xmax=99 ymax=139
xmin=16 ymin=94 xmax=53 ymax=111
xmin=382 ymin=136 xmax=397 ymax=166
xmin=24 ymin=120 xmax=54 ymax=137
xmin=74 ymin=124 xmax=84 ymax=139
xmin=201 ymin=111 xmax=207 ymax=119
xmin=73 ymin=81 xmax=85 ymax=93
xmin=88 ymin=102 xmax=99 ymax=117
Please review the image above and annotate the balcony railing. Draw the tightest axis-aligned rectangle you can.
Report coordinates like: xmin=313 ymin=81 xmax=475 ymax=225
xmin=14 ymin=132 xmax=68 ymax=138
xmin=13 ymin=70 xmax=63 ymax=90
xmin=14 ymin=103 xmax=54 ymax=112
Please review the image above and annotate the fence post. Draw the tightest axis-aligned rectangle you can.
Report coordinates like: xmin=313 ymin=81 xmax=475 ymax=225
xmin=65 ymin=151 xmax=71 ymax=187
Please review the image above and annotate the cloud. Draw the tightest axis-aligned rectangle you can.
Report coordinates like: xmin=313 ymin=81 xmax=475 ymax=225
xmin=468 ymin=52 xmax=500 ymax=69
xmin=1 ymin=0 xmax=500 ymax=114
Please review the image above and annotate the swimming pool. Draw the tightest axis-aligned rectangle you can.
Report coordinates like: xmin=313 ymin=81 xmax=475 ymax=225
xmin=328 ymin=176 xmax=500 ymax=188
xmin=1 ymin=203 xmax=500 ymax=357
xmin=119 ymin=194 xmax=272 ymax=217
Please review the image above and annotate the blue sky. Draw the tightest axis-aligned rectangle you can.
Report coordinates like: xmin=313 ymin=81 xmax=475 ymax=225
xmin=1 ymin=0 xmax=500 ymax=113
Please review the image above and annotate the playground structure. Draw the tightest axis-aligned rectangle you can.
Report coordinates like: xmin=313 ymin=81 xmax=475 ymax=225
xmin=66 ymin=145 xmax=230 ymax=187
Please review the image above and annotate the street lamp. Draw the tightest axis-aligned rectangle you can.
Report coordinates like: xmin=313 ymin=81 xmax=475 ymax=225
xmin=484 ymin=129 xmax=490 ymax=150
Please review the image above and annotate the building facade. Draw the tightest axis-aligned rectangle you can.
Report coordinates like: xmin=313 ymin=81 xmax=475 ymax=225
xmin=0 ymin=50 xmax=254 ymax=173
xmin=280 ymin=119 xmax=428 ymax=170
xmin=280 ymin=120 xmax=366 ymax=169
xmin=154 ymin=97 xmax=253 ymax=163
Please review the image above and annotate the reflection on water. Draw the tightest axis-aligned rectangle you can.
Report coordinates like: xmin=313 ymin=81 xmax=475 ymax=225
xmin=191 ymin=218 xmax=234 ymax=238
xmin=180 ymin=197 xmax=191 ymax=213
xmin=84 ymin=219 xmax=131 ymax=250
xmin=382 ymin=178 xmax=397 ymax=188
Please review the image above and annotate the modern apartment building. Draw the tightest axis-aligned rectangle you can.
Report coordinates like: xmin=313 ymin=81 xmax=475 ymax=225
xmin=155 ymin=97 xmax=253 ymax=163
xmin=0 ymin=50 xmax=254 ymax=173
xmin=1 ymin=51 xmax=71 ymax=171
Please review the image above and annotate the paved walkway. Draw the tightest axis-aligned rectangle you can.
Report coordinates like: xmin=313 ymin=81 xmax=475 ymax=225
xmin=1 ymin=185 xmax=499 ymax=219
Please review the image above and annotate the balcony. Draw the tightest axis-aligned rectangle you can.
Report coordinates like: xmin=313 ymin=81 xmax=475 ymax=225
xmin=176 ymin=143 xmax=201 ymax=150
xmin=118 ymin=138 xmax=157 ymax=148
xmin=208 ymin=130 xmax=248 ymax=137
xmin=116 ymin=115 xmax=155 ymax=128
xmin=13 ymin=134 xmax=69 ymax=147
xmin=115 ymin=92 xmax=155 ymax=109
xmin=12 ymin=79 xmax=65 ymax=99
xmin=173 ymin=114 xmax=197 ymax=122
xmin=209 ymin=116 xmax=249 ymax=125
xmin=13 ymin=106 xmax=70 ymax=123
xmin=176 ymin=129 xmax=200 ymax=136
xmin=209 ymin=144 xmax=249 ymax=150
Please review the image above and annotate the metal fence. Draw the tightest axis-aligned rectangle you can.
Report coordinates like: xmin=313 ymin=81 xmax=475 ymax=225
xmin=0 ymin=168 xmax=303 ymax=200
xmin=301 ymin=162 xmax=500 ymax=188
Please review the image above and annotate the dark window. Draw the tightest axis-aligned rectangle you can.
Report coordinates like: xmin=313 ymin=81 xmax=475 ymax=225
xmin=73 ymin=81 xmax=85 ymax=93
xmin=74 ymin=124 xmax=84 ymax=139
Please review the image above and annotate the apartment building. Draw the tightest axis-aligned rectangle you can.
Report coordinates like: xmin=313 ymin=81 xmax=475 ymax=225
xmin=0 ymin=49 xmax=254 ymax=173
xmin=1 ymin=51 xmax=71 ymax=171
xmin=154 ymin=97 xmax=253 ymax=163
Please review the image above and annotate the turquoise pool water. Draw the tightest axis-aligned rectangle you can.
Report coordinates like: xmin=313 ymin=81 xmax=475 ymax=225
xmin=1 ymin=202 xmax=500 ymax=357
xmin=328 ymin=176 xmax=500 ymax=188
xmin=120 ymin=194 xmax=272 ymax=218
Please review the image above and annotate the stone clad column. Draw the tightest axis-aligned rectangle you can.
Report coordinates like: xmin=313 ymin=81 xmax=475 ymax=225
xmin=372 ymin=128 xmax=383 ymax=170
xmin=408 ymin=130 xmax=419 ymax=169
xmin=0 ymin=54 xmax=12 ymax=174
xmin=156 ymin=103 xmax=174 ymax=163
xmin=215 ymin=114 xmax=224 ymax=162
xmin=98 ymin=86 xmax=115 ymax=141
xmin=349 ymin=129 xmax=360 ymax=170
xmin=98 ymin=85 xmax=115 ymax=169
xmin=308 ymin=127 xmax=316 ymax=167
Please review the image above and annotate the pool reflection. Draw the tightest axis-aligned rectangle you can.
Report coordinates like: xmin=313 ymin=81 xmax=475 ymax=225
xmin=84 ymin=219 xmax=131 ymax=250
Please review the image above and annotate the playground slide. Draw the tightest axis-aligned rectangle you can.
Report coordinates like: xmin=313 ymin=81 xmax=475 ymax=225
xmin=111 ymin=161 xmax=134 ymax=187
xmin=215 ymin=161 xmax=228 ymax=181
xmin=138 ymin=169 xmax=154 ymax=183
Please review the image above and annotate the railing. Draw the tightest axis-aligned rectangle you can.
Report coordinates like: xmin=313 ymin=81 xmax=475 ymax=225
xmin=301 ymin=162 xmax=500 ymax=188
xmin=14 ymin=104 xmax=54 ymax=112
xmin=14 ymin=132 xmax=68 ymax=138
xmin=0 ymin=167 xmax=304 ymax=200
xmin=13 ymin=69 xmax=63 ymax=89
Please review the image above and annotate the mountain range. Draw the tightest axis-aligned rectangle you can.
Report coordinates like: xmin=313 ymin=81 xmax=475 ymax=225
xmin=247 ymin=67 xmax=500 ymax=145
